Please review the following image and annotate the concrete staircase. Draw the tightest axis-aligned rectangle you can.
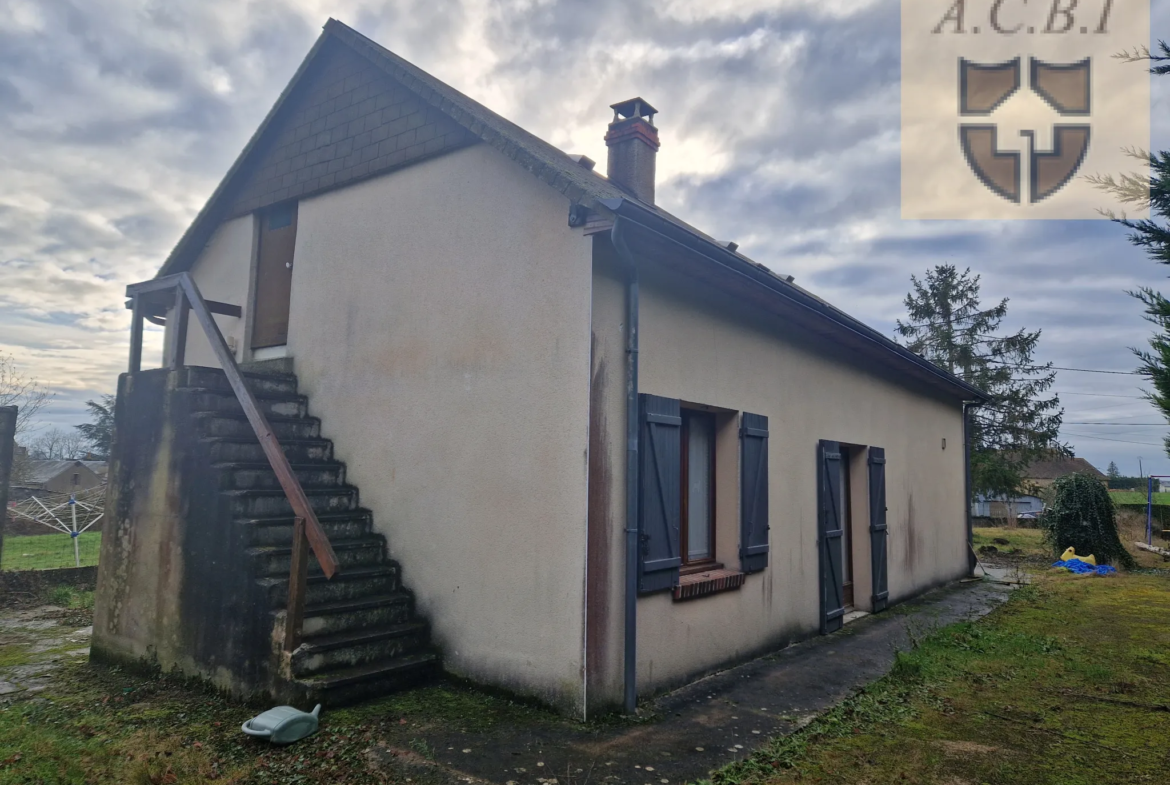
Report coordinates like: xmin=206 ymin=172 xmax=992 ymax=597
xmin=179 ymin=365 xmax=438 ymax=705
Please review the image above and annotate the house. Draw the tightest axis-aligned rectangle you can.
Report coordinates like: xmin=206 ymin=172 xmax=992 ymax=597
xmin=15 ymin=459 xmax=105 ymax=497
xmin=970 ymin=455 xmax=1107 ymax=521
xmin=92 ymin=19 xmax=988 ymax=718
xmin=1023 ymin=454 xmax=1106 ymax=491
xmin=971 ymin=494 xmax=1045 ymax=520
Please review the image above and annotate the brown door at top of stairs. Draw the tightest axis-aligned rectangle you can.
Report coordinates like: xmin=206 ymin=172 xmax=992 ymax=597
xmin=253 ymin=202 xmax=297 ymax=350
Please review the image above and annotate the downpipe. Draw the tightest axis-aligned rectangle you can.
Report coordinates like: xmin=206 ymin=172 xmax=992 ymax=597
xmin=612 ymin=217 xmax=640 ymax=714
xmin=963 ymin=401 xmax=979 ymax=573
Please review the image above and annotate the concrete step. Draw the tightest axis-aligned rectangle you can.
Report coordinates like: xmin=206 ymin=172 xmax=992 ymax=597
xmin=238 ymin=510 xmax=374 ymax=547
xmin=216 ymin=462 xmax=346 ymax=491
xmin=206 ymin=437 xmax=333 ymax=464
xmin=193 ymin=412 xmax=320 ymax=440
xmin=259 ymin=564 xmax=402 ymax=607
xmin=240 ymin=357 xmax=294 ymax=376
xmin=294 ymin=592 xmax=418 ymax=638
xmin=225 ymin=487 xmax=357 ymax=518
xmin=248 ymin=536 xmax=386 ymax=576
xmin=179 ymin=365 xmax=298 ymax=397
xmin=180 ymin=388 xmax=308 ymax=419
xmin=290 ymin=652 xmax=439 ymax=706
xmin=290 ymin=621 xmax=431 ymax=677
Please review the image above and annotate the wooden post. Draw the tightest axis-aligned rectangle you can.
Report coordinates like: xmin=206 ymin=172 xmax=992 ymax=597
xmin=129 ymin=295 xmax=144 ymax=374
xmin=284 ymin=517 xmax=309 ymax=652
xmin=0 ymin=406 xmax=15 ymax=570
xmin=168 ymin=287 xmax=190 ymax=369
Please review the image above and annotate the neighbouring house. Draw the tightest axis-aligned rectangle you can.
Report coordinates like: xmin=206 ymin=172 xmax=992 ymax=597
xmin=13 ymin=459 xmax=106 ymax=498
xmin=92 ymin=19 xmax=988 ymax=718
xmin=970 ymin=455 xmax=1108 ymax=521
xmin=971 ymin=494 xmax=1045 ymax=520
xmin=1023 ymin=454 xmax=1107 ymax=491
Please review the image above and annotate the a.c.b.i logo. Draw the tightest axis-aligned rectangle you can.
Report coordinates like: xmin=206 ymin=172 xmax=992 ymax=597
xmin=959 ymin=56 xmax=1090 ymax=204
xmin=902 ymin=0 xmax=1149 ymax=220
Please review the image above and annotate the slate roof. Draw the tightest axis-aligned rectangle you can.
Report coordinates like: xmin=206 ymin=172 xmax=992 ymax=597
xmin=158 ymin=19 xmax=749 ymax=278
xmin=153 ymin=18 xmax=987 ymax=403
xmin=22 ymin=460 xmax=101 ymax=486
xmin=81 ymin=461 xmax=109 ymax=477
xmin=1025 ymin=455 xmax=1106 ymax=481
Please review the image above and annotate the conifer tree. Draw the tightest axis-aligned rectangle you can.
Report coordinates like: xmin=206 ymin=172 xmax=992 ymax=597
xmin=1089 ymin=42 xmax=1170 ymax=457
xmin=896 ymin=265 xmax=1064 ymax=499
xmin=75 ymin=395 xmax=115 ymax=460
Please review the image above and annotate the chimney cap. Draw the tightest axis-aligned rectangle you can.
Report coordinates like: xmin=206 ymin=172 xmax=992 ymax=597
xmin=610 ymin=97 xmax=657 ymax=125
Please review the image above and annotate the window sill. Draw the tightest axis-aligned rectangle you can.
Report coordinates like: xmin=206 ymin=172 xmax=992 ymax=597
xmin=672 ymin=568 xmax=746 ymax=601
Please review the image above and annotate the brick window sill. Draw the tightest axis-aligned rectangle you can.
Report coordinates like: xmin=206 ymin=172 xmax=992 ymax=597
xmin=672 ymin=568 xmax=746 ymax=601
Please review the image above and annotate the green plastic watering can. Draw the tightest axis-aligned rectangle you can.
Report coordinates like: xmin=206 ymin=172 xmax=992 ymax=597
xmin=241 ymin=704 xmax=321 ymax=744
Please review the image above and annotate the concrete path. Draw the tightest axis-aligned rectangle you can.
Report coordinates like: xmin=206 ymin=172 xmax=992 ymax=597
xmin=370 ymin=578 xmax=1015 ymax=785
xmin=0 ymin=605 xmax=92 ymax=699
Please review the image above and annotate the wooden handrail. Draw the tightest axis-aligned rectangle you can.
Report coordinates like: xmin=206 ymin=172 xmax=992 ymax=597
xmin=125 ymin=273 xmax=340 ymax=582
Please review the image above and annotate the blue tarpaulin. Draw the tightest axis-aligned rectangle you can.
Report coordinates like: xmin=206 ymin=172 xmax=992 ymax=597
xmin=1052 ymin=559 xmax=1117 ymax=576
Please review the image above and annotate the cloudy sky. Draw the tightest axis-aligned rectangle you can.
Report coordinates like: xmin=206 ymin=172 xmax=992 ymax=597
xmin=2 ymin=0 xmax=1169 ymax=477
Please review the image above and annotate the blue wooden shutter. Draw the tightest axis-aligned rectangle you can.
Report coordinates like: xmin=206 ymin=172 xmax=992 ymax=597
xmin=739 ymin=413 xmax=770 ymax=574
xmin=868 ymin=447 xmax=890 ymax=612
xmin=818 ymin=440 xmax=845 ymax=634
xmin=639 ymin=394 xmax=681 ymax=593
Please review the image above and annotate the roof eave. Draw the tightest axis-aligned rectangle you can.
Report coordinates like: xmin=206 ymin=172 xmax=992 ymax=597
xmin=599 ymin=197 xmax=991 ymax=404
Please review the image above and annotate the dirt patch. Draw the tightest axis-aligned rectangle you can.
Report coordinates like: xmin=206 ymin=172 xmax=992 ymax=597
xmin=934 ymin=740 xmax=1002 ymax=756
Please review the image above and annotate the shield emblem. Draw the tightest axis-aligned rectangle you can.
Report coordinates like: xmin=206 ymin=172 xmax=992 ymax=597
xmin=959 ymin=57 xmax=1091 ymax=204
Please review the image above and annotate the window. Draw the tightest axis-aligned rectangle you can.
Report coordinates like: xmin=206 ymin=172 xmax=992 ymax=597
xmin=638 ymin=394 xmax=769 ymax=596
xmin=681 ymin=409 xmax=716 ymax=566
xmin=72 ymin=473 xmax=80 ymax=487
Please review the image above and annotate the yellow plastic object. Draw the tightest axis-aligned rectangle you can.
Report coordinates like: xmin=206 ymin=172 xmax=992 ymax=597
xmin=1060 ymin=547 xmax=1097 ymax=566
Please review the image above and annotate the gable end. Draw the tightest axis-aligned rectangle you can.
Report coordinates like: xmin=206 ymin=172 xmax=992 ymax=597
xmin=225 ymin=39 xmax=479 ymax=219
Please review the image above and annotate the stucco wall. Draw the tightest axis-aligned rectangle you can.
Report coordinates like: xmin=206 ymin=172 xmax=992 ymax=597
xmin=587 ymin=242 xmax=968 ymax=710
xmin=174 ymin=215 xmax=255 ymax=367
xmin=284 ymin=143 xmax=594 ymax=714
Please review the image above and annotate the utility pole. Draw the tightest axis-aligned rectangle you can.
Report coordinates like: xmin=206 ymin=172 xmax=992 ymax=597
xmin=0 ymin=406 xmax=16 ymax=570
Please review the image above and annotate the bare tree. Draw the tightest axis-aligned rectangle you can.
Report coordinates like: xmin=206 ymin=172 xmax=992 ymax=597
xmin=0 ymin=353 xmax=52 ymax=439
xmin=1 ymin=354 xmax=53 ymax=486
xmin=28 ymin=428 xmax=87 ymax=460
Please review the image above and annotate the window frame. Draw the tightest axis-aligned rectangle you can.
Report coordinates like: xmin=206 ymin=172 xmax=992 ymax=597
xmin=680 ymin=408 xmax=718 ymax=569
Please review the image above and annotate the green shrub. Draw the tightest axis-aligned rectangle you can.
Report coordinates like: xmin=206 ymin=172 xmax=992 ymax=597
xmin=1041 ymin=473 xmax=1136 ymax=568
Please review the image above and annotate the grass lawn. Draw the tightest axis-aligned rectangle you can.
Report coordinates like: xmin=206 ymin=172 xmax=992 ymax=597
xmin=709 ymin=573 xmax=1170 ymax=785
xmin=1108 ymin=491 xmax=1170 ymax=505
xmin=0 ymin=660 xmax=553 ymax=784
xmin=0 ymin=532 xmax=101 ymax=571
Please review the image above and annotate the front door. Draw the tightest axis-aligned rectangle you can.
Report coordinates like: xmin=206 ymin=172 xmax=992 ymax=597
xmin=252 ymin=202 xmax=298 ymax=350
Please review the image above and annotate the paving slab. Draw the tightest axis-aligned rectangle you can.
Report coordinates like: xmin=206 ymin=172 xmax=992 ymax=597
xmin=369 ymin=578 xmax=1015 ymax=785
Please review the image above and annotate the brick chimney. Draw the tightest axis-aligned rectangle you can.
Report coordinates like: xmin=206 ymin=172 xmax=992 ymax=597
xmin=605 ymin=98 xmax=659 ymax=204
